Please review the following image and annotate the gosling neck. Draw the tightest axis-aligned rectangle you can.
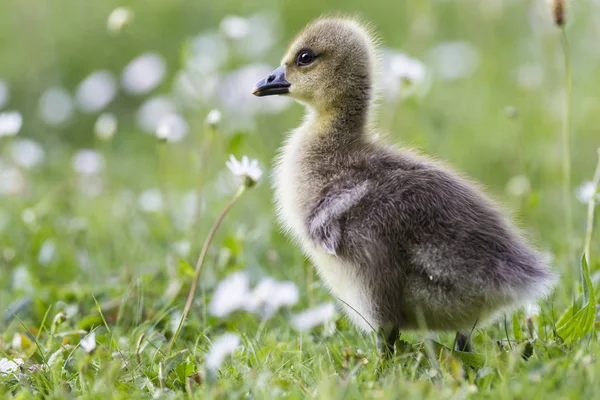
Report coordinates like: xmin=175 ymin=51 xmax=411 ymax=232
xmin=308 ymin=90 xmax=372 ymax=150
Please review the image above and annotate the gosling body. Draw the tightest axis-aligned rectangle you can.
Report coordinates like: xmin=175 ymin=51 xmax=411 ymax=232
xmin=254 ymin=18 xmax=554 ymax=350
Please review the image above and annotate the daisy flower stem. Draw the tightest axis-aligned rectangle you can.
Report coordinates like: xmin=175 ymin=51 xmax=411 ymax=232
xmin=192 ymin=125 xmax=216 ymax=235
xmin=157 ymin=141 xmax=174 ymax=222
xmin=169 ymin=184 xmax=246 ymax=352
xmin=560 ymin=27 xmax=574 ymax=264
xmin=583 ymin=149 xmax=600 ymax=264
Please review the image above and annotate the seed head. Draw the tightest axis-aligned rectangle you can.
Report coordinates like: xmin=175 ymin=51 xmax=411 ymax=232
xmin=51 ymin=312 xmax=67 ymax=333
xmin=548 ymin=0 xmax=567 ymax=26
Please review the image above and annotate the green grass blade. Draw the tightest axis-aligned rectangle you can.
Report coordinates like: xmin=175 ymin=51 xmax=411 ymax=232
xmin=556 ymin=256 xmax=596 ymax=344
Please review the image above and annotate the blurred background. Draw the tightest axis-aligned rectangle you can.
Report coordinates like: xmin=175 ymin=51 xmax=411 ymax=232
xmin=1 ymin=0 xmax=599 ymax=328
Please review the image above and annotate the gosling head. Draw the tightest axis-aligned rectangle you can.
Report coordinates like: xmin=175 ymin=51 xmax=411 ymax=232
xmin=253 ymin=17 xmax=378 ymax=113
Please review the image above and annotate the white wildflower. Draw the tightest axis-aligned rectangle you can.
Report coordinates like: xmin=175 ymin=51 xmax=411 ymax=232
xmin=52 ymin=311 xmax=67 ymax=330
xmin=38 ymin=239 xmax=56 ymax=266
xmin=21 ymin=209 xmax=36 ymax=225
xmin=80 ymin=331 xmax=96 ymax=353
xmin=209 ymin=272 xmax=250 ymax=317
xmin=524 ymin=301 xmax=541 ymax=339
xmin=0 ymin=111 xmax=23 ymax=137
xmin=169 ymin=310 xmax=182 ymax=334
xmin=236 ymin=12 xmax=282 ymax=60
xmin=75 ymin=71 xmax=117 ymax=113
xmin=291 ymin=303 xmax=336 ymax=332
xmin=380 ymin=49 xmax=428 ymax=100
xmin=189 ymin=32 xmax=229 ymax=73
xmin=506 ymin=175 xmax=531 ymax=197
xmin=576 ymin=181 xmax=599 ymax=204
xmin=12 ymin=265 xmax=33 ymax=293
xmin=428 ymin=41 xmax=480 ymax=81
xmin=226 ymin=155 xmax=262 ymax=187
xmin=107 ymin=7 xmax=133 ymax=34
xmin=246 ymin=277 xmax=299 ymax=318
xmin=524 ymin=302 xmax=541 ymax=319
xmin=388 ymin=52 xmax=427 ymax=83
xmin=94 ymin=113 xmax=118 ymax=140
xmin=64 ymin=304 xmax=79 ymax=318
xmin=219 ymin=15 xmax=250 ymax=40
xmin=136 ymin=95 xmax=176 ymax=133
xmin=72 ymin=150 xmax=105 ymax=175
xmin=206 ymin=109 xmax=222 ymax=127
xmin=138 ymin=188 xmax=164 ymax=213
xmin=0 ymin=162 xmax=25 ymax=196
xmin=39 ymin=87 xmax=74 ymax=126
xmin=172 ymin=240 xmax=191 ymax=257
xmin=10 ymin=139 xmax=45 ymax=169
xmin=156 ymin=113 xmax=189 ymax=142
xmin=11 ymin=333 xmax=22 ymax=350
xmin=0 ymin=358 xmax=24 ymax=375
xmin=205 ymin=333 xmax=240 ymax=370
xmin=122 ymin=53 xmax=166 ymax=95
xmin=210 ymin=272 xmax=299 ymax=319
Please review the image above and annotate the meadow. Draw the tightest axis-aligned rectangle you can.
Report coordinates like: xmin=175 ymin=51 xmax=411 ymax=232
xmin=1 ymin=0 xmax=600 ymax=398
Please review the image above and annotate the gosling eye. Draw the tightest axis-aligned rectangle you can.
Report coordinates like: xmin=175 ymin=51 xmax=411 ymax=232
xmin=296 ymin=50 xmax=316 ymax=66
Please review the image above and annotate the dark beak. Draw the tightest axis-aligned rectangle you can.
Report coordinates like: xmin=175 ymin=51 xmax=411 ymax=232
xmin=252 ymin=65 xmax=290 ymax=97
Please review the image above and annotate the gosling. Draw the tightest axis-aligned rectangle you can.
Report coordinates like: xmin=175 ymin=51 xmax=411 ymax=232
xmin=252 ymin=17 xmax=554 ymax=354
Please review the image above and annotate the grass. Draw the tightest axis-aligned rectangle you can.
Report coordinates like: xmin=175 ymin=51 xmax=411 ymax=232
xmin=2 ymin=0 xmax=600 ymax=398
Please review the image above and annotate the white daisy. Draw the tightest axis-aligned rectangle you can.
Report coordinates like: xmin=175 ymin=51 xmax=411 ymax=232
xmin=107 ymin=7 xmax=133 ymax=34
xmin=506 ymin=175 xmax=531 ymax=197
xmin=576 ymin=181 xmax=599 ymax=204
xmin=80 ymin=331 xmax=96 ymax=353
xmin=138 ymin=188 xmax=164 ymax=213
xmin=206 ymin=109 xmax=222 ymax=127
xmin=75 ymin=71 xmax=117 ymax=113
xmin=10 ymin=139 xmax=45 ymax=169
xmin=72 ymin=150 xmax=105 ymax=175
xmin=245 ymin=277 xmax=299 ymax=318
xmin=122 ymin=53 xmax=166 ymax=95
xmin=209 ymin=272 xmax=250 ymax=318
xmin=39 ymin=87 xmax=74 ymax=126
xmin=205 ymin=333 xmax=241 ymax=370
xmin=380 ymin=50 xmax=428 ymax=100
xmin=0 ymin=357 xmax=24 ymax=375
xmin=291 ymin=303 xmax=336 ymax=332
xmin=0 ymin=111 xmax=23 ymax=137
xmin=524 ymin=302 xmax=541 ymax=319
xmin=94 ymin=113 xmax=118 ymax=140
xmin=219 ymin=15 xmax=250 ymax=40
xmin=155 ymin=113 xmax=188 ymax=142
xmin=226 ymin=155 xmax=262 ymax=187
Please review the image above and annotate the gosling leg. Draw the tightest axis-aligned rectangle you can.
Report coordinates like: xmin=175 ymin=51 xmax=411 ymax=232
xmin=377 ymin=326 xmax=400 ymax=357
xmin=454 ymin=331 xmax=473 ymax=352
